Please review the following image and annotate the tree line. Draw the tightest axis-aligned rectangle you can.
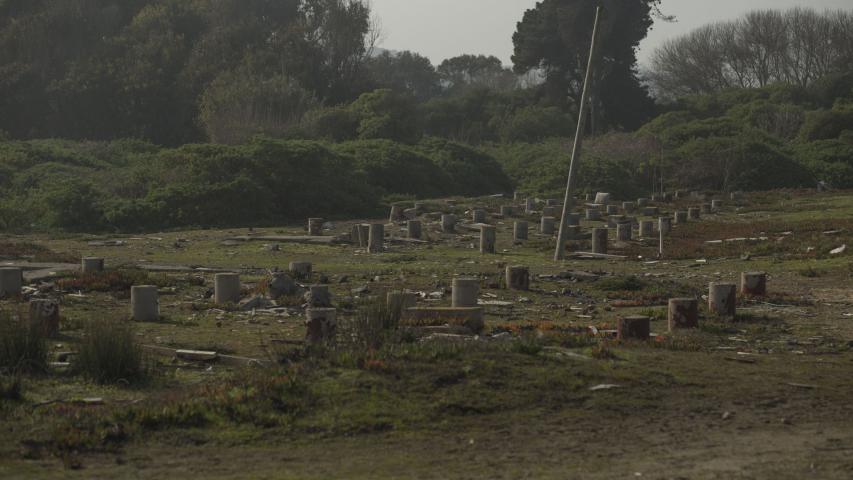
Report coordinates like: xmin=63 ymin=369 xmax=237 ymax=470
xmin=0 ymin=0 xmax=663 ymax=146
xmin=649 ymin=8 xmax=853 ymax=99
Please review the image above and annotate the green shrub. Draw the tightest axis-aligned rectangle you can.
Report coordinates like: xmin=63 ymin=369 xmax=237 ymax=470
xmin=417 ymin=137 xmax=513 ymax=196
xmin=0 ymin=312 xmax=49 ymax=373
xmin=74 ymin=319 xmax=148 ymax=384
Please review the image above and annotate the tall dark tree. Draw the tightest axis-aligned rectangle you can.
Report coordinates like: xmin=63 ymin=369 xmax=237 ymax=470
xmin=364 ymin=51 xmax=441 ymax=101
xmin=511 ymin=0 xmax=659 ymax=131
xmin=438 ymin=54 xmax=519 ymax=92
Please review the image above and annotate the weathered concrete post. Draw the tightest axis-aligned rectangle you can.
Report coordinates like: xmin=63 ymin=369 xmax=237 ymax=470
xmin=214 ymin=273 xmax=241 ymax=304
xmin=741 ymin=272 xmax=767 ymax=296
xmin=701 ymin=203 xmax=713 ymax=215
xmin=592 ymin=228 xmax=608 ymax=254
xmin=305 ymin=308 xmax=337 ymax=345
xmin=637 ymin=198 xmax=649 ymax=208
xmin=389 ymin=205 xmax=404 ymax=222
xmin=688 ymin=207 xmax=701 ymax=220
xmin=618 ymin=316 xmax=650 ymax=340
xmin=506 ymin=266 xmax=530 ymax=291
xmin=595 ymin=192 xmax=611 ymax=205
xmin=546 ymin=199 xmax=560 ymax=207
xmin=642 ymin=207 xmax=660 ymax=216
xmin=472 ymin=209 xmax=486 ymax=224
xmin=306 ymin=285 xmax=332 ymax=307
xmin=616 ymin=222 xmax=632 ymax=241
xmin=368 ymin=223 xmax=384 ymax=253
xmin=131 ymin=285 xmax=159 ymax=322
xmin=585 ymin=209 xmax=601 ymax=221
xmin=711 ymin=200 xmax=723 ymax=211
xmin=441 ymin=214 xmax=456 ymax=233
xmin=566 ymin=213 xmax=580 ymax=226
xmin=709 ymin=282 xmax=737 ymax=317
xmin=606 ymin=205 xmax=619 ymax=216
xmin=452 ymin=278 xmax=479 ymax=308
xmin=659 ymin=217 xmax=672 ymax=235
xmin=542 ymin=206 xmax=559 ymax=218
xmin=540 ymin=217 xmax=556 ymax=235
xmin=566 ymin=225 xmax=581 ymax=239
xmin=639 ymin=220 xmax=654 ymax=238
xmin=0 ymin=267 xmax=23 ymax=298
xmin=668 ymin=298 xmax=698 ymax=331
xmin=407 ymin=220 xmax=422 ymax=239
xmin=308 ymin=218 xmax=324 ymax=236
xmin=514 ymin=221 xmax=528 ymax=241
xmin=480 ymin=225 xmax=496 ymax=254
xmin=674 ymin=211 xmax=689 ymax=224
xmin=500 ymin=206 xmax=514 ymax=217
xmin=29 ymin=299 xmax=59 ymax=337
xmin=622 ymin=202 xmax=637 ymax=214
xmin=289 ymin=261 xmax=312 ymax=280
xmin=525 ymin=198 xmax=535 ymax=214
xmin=81 ymin=257 xmax=104 ymax=273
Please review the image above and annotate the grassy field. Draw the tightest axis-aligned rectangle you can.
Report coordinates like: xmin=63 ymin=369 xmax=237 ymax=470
xmin=1 ymin=190 xmax=852 ymax=479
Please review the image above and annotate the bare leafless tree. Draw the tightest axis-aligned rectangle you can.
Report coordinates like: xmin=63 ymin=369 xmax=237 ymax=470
xmin=649 ymin=8 xmax=853 ymax=100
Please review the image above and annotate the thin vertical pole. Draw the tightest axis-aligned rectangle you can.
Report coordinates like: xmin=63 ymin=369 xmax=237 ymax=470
xmin=554 ymin=6 xmax=603 ymax=261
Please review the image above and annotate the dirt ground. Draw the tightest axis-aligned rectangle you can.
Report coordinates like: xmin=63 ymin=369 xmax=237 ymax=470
xmin=1 ymin=190 xmax=852 ymax=479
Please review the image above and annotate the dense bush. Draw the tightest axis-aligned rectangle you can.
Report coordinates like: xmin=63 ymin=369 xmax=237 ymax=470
xmin=417 ymin=138 xmax=514 ymax=196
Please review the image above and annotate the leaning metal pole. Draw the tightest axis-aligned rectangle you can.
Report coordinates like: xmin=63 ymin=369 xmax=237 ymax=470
xmin=554 ymin=6 xmax=602 ymax=261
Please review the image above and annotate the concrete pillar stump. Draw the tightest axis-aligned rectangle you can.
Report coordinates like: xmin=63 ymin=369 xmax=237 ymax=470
xmin=709 ymin=283 xmax=737 ymax=317
xmin=606 ymin=205 xmax=619 ymax=216
xmin=441 ymin=215 xmax=456 ymax=234
xmin=642 ymin=207 xmax=659 ymax=216
xmin=525 ymin=199 xmax=535 ymax=214
xmin=741 ymin=272 xmax=767 ymax=296
xmin=616 ymin=223 xmax=632 ymax=241
xmin=407 ymin=220 xmax=422 ymax=239
xmin=289 ymin=261 xmax=313 ymax=280
xmin=542 ymin=206 xmax=559 ymax=218
xmin=131 ymin=285 xmax=159 ymax=322
xmin=712 ymin=200 xmax=723 ymax=211
xmin=592 ymin=228 xmax=608 ymax=254
xmin=688 ymin=208 xmax=701 ymax=220
xmin=540 ymin=217 xmax=556 ymax=235
xmin=389 ymin=205 xmax=404 ymax=222
xmin=639 ymin=221 xmax=654 ymax=237
xmin=306 ymin=285 xmax=332 ymax=308
xmin=585 ymin=209 xmax=601 ymax=221
xmin=472 ymin=209 xmax=486 ymax=224
xmin=674 ymin=211 xmax=689 ymax=224
xmin=668 ymin=298 xmax=698 ymax=331
xmin=81 ymin=257 xmax=104 ymax=274
xmin=500 ymin=206 xmax=514 ymax=217
xmin=368 ymin=224 xmax=384 ymax=253
xmin=0 ymin=267 xmax=23 ymax=298
xmin=659 ymin=217 xmax=672 ymax=235
xmin=452 ymin=278 xmax=479 ymax=308
xmin=308 ymin=218 xmax=324 ymax=236
xmin=622 ymin=202 xmax=637 ymax=214
xmin=637 ymin=198 xmax=649 ymax=208
xmin=618 ymin=316 xmax=650 ymax=341
xmin=701 ymin=203 xmax=713 ymax=214
xmin=514 ymin=222 xmax=528 ymax=241
xmin=305 ymin=308 xmax=337 ymax=345
xmin=546 ymin=199 xmax=559 ymax=207
xmin=594 ymin=193 xmax=611 ymax=204
xmin=214 ymin=273 xmax=241 ymax=304
xmin=506 ymin=266 xmax=530 ymax=291
xmin=480 ymin=225 xmax=496 ymax=254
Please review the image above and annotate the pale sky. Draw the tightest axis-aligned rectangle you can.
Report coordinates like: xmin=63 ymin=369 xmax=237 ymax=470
xmin=370 ymin=0 xmax=853 ymax=67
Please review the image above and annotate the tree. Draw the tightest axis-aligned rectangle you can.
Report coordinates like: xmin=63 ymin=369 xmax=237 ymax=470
xmin=438 ymin=55 xmax=518 ymax=92
xmin=511 ymin=0 xmax=659 ymax=131
xmin=364 ymin=51 xmax=441 ymax=101
xmin=649 ymin=8 xmax=853 ymax=100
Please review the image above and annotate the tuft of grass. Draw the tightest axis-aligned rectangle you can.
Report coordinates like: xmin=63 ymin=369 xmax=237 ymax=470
xmin=0 ymin=371 xmax=23 ymax=402
xmin=590 ymin=342 xmax=618 ymax=360
xmin=57 ymin=269 xmax=172 ymax=293
xmin=338 ymin=294 xmax=403 ymax=353
xmin=597 ymin=276 xmax=646 ymax=292
xmin=0 ymin=311 xmax=49 ymax=373
xmin=511 ymin=335 xmax=544 ymax=356
xmin=74 ymin=319 xmax=149 ymax=384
